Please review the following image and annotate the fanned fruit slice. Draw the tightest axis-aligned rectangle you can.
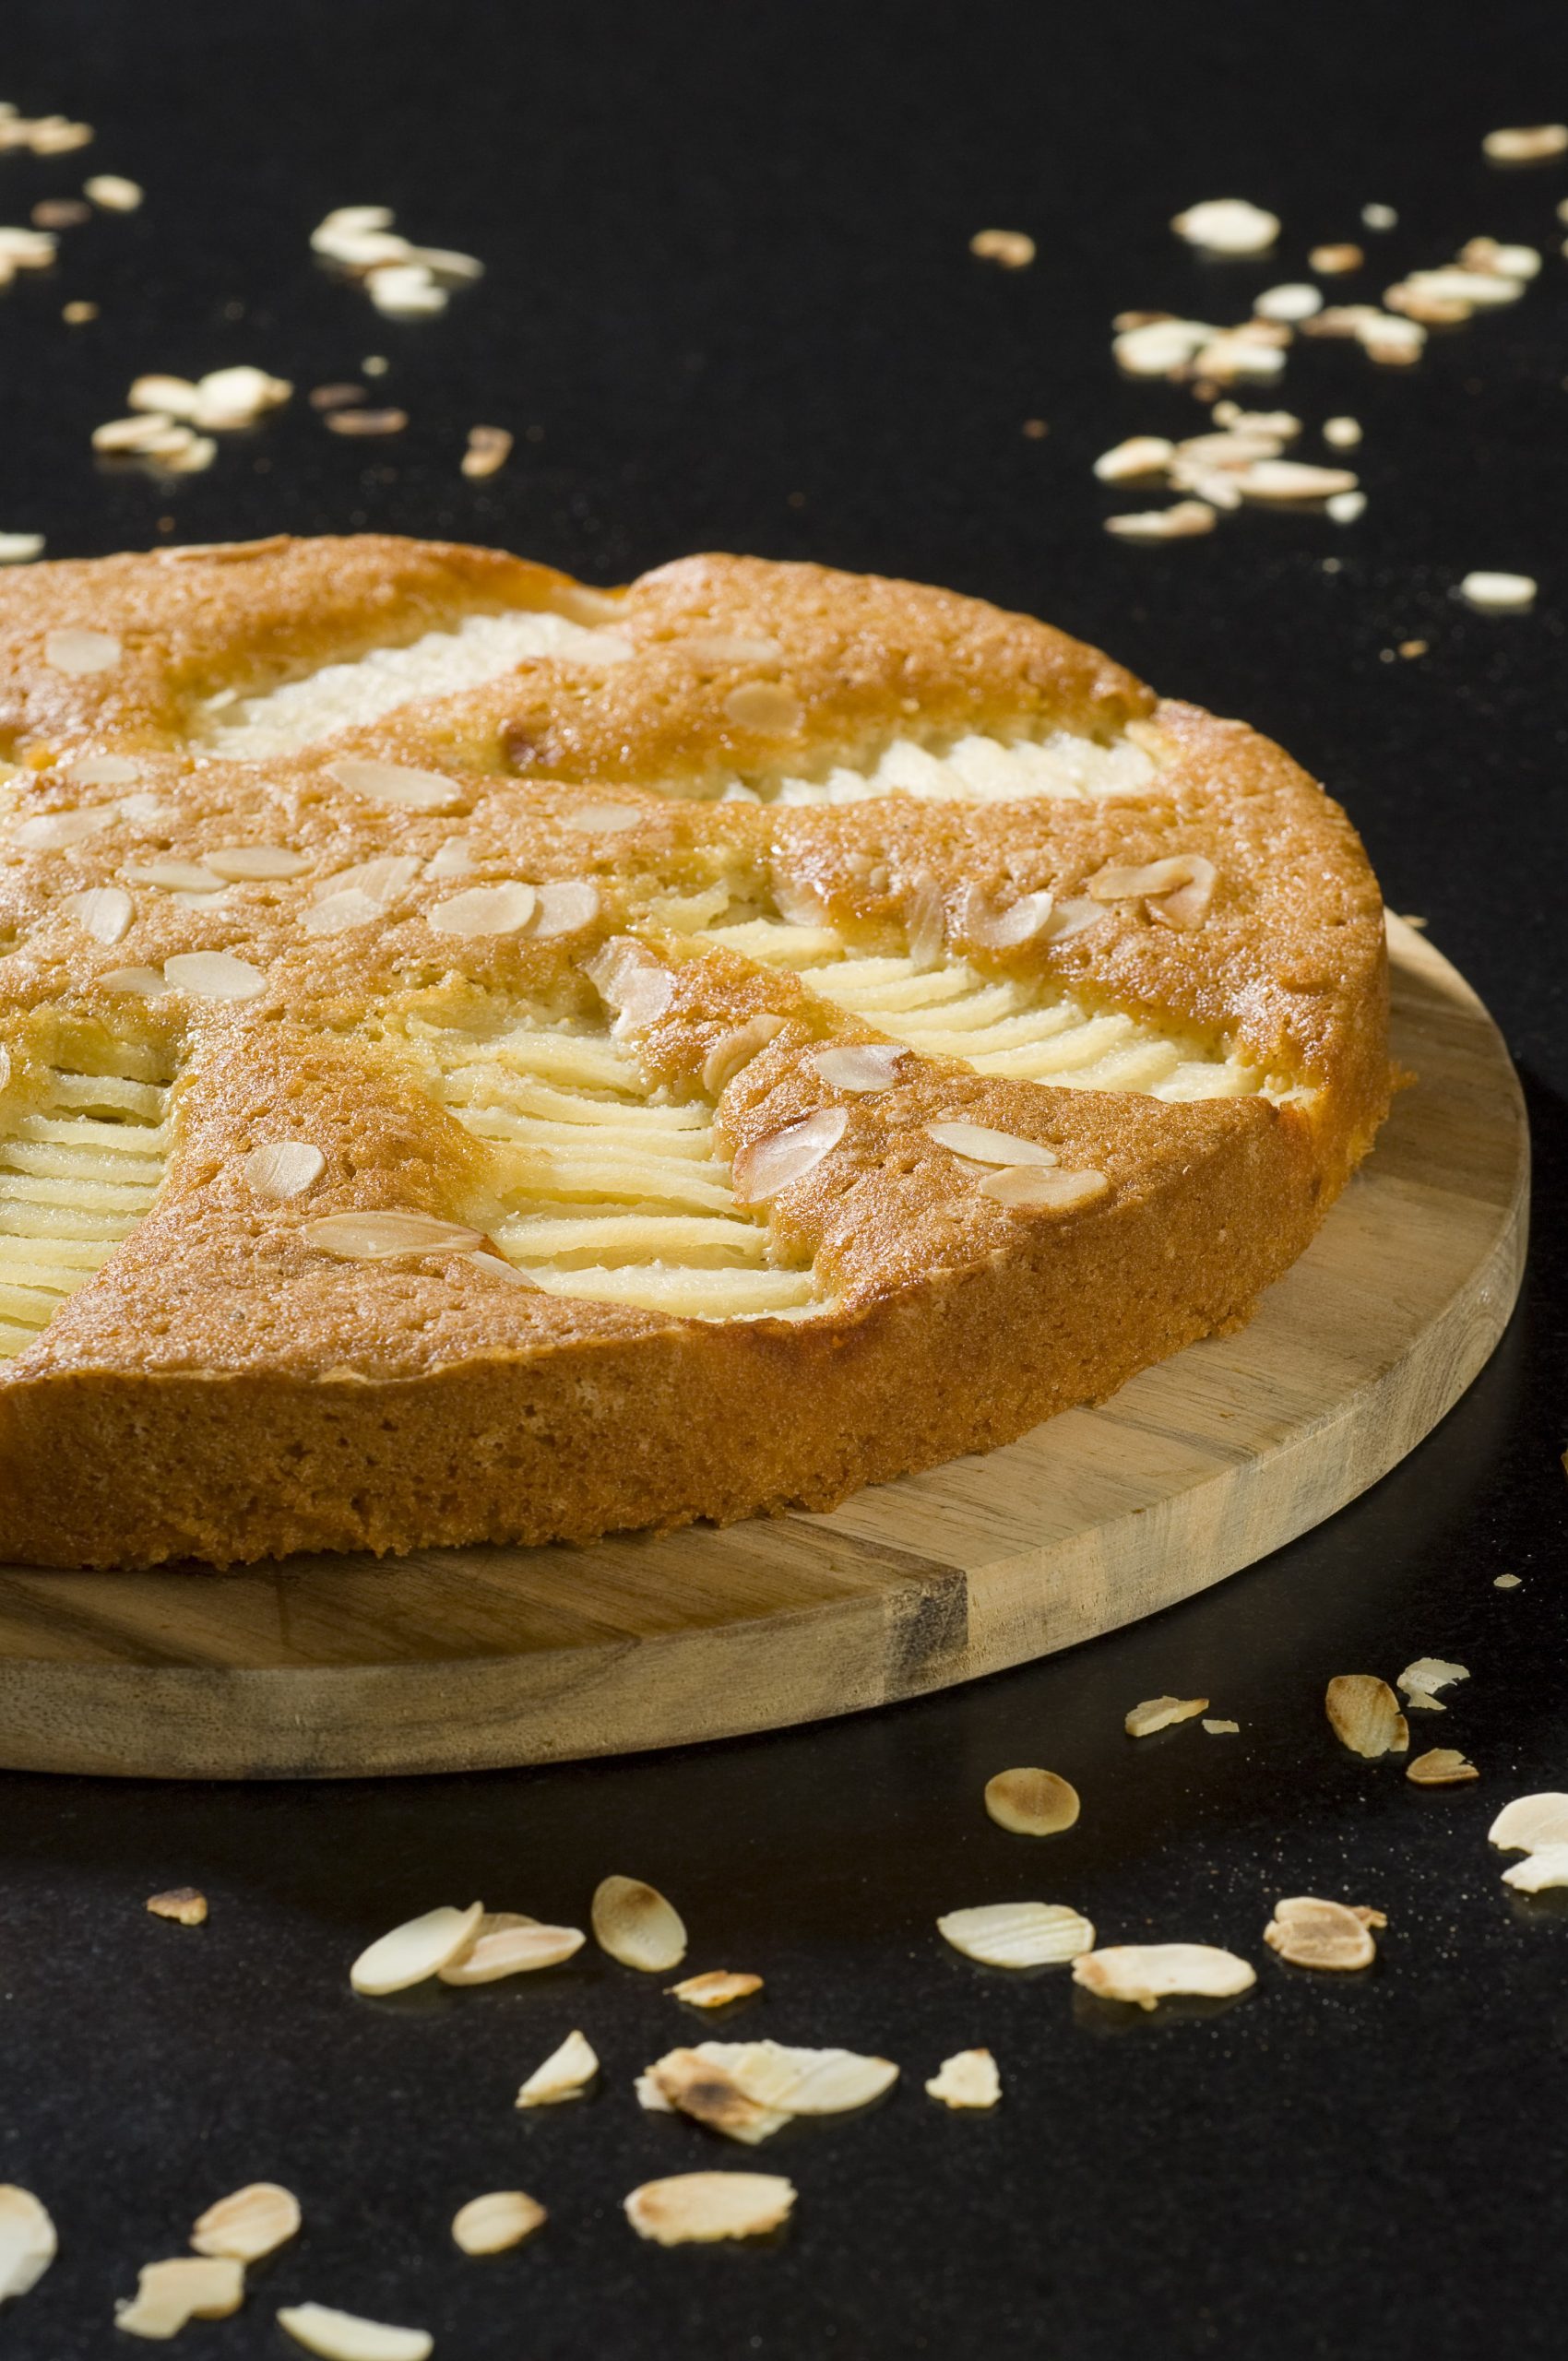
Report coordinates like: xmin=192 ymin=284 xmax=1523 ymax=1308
xmin=0 ymin=537 xmax=1389 ymax=1566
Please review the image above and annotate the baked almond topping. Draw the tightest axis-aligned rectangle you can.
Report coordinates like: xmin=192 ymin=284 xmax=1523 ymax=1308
xmin=305 ymin=1213 xmax=485 ymax=1263
xmin=926 ymin=1120 xmax=1057 ymax=1167
xmin=810 ymin=1042 xmax=903 ymax=1093
xmin=925 ymin=2048 xmax=1002 ymax=2108
xmin=731 ymin=1108 xmax=848 ymax=1204
xmin=43 ymin=626 xmax=121 ymax=675
xmin=127 ymin=860 xmax=224 ymax=893
xmin=956 ymin=884 xmax=1056 ymax=947
xmin=624 ymin=2171 xmax=796 ymax=2246
xmin=1324 ymin=1674 xmax=1409 ymax=1758
xmin=1072 ymin=1942 xmax=1256 ymax=2009
xmin=65 ymin=885 xmax=133 ymax=944
xmin=147 ymin=1886 xmax=208 ymax=1925
xmin=702 ymin=1013 xmax=788 ymax=1095
xmin=428 ymin=882 xmax=538 ymax=937
xmin=325 ymin=757 xmax=461 ymax=811
xmin=592 ymin=1874 xmax=688 ymax=1971
xmin=515 ymin=2027 xmax=599 ymax=2106
xmin=244 ymin=1142 xmax=327 ymax=1201
xmin=937 ymin=1901 xmax=1095 ymax=1967
xmin=1407 ymin=1748 xmax=1478 ymax=1786
xmin=723 ymin=681 xmax=802 ymax=732
xmin=0 ymin=2187 xmax=56 ymax=2302
xmin=14 ymin=807 xmax=113 ymax=848
xmin=191 ymin=2182 xmax=302 ymax=2262
xmin=451 ymin=2190 xmax=546 ymax=2254
xmin=532 ymin=878 xmax=600 ymax=938
xmin=161 ymin=951 xmax=267 ymax=1001
xmin=1125 ymin=1695 xmax=1208 ymax=1737
xmin=277 ymin=2303 xmax=433 ymax=2360
xmin=978 ymin=1165 xmax=1111 ymax=1212
xmin=983 ymin=1767 xmax=1081 ymax=1835
xmin=115 ymin=2257 xmax=244 ymax=2338
xmin=350 ymin=1900 xmax=483 ymax=1994
xmin=1263 ymin=1895 xmax=1385 ymax=1970
xmin=204 ymin=844 xmax=312 ymax=880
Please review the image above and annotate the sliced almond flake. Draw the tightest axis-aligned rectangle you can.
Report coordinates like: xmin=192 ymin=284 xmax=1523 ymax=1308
xmin=676 ymin=633 xmax=786 ymax=666
xmin=531 ymin=878 xmax=600 ymax=938
xmin=1482 ymin=123 xmax=1568 ymax=161
xmin=905 ymin=870 xmax=947 ymax=970
xmin=451 ymin=2190 xmax=546 ymax=2256
xmin=130 ymin=374 xmax=201 ymax=417
xmin=350 ymin=1900 xmax=483 ymax=1994
xmin=1502 ymin=1844 xmax=1568 ymax=1892
xmin=1494 ymin=1573 xmax=1522 ymax=1589
xmin=1073 ymin=1942 xmax=1255 ymax=2010
xmin=646 ymin=2048 xmax=790 ymax=2143
xmin=1310 ymin=243 xmax=1364 ymax=275
xmin=983 ymin=1767 xmax=1079 ymax=1836
xmin=1104 ymin=500 xmax=1216 ymax=540
xmin=306 ymin=1213 xmax=485 ymax=1264
xmin=925 ymin=2048 xmax=1001 ymax=2109
xmin=667 ymin=1971 xmax=764 ymax=2009
xmin=0 ymin=2187 xmax=55 ymax=2302
xmin=101 ymin=966 xmax=169 ymax=996
xmin=126 ymin=859 xmax=224 ymax=892
xmin=722 ymin=681 xmax=802 ymax=732
xmin=14 ymin=806 xmax=112 ymax=848
xmin=1489 ymin=1793 xmax=1568 ymax=1853
xmin=1458 ymin=238 xmax=1540 ymax=280
xmin=1254 ymin=283 xmax=1324 ymax=322
xmin=1202 ymin=1716 xmax=1241 ymax=1735
xmin=65 ymin=884 xmax=133 ymax=945
xmin=1093 ymin=435 xmax=1176 ymax=482
xmin=0 ymin=532 xmax=42 ymax=564
xmin=161 ymin=951 xmax=267 ymax=1002
xmin=205 ymin=844 xmax=311 ymax=881
xmin=586 ymin=939 xmax=675 ymax=1033
xmin=969 ymin=227 xmax=1035 ymax=267
xmin=1125 ymin=1694 xmax=1208 ymax=1738
xmin=1324 ymin=1674 xmax=1408 ymax=1758
xmin=1396 ymin=1657 xmax=1468 ymax=1700
xmin=980 ymin=1166 xmax=1108 ymax=1213
xmin=191 ymin=2183 xmax=301 ymax=2263
xmin=1113 ymin=318 xmax=1216 ymax=375
xmin=557 ymin=801 xmax=644 ymax=831
xmin=1407 ymin=1748 xmax=1478 ymax=1786
xmin=147 ymin=1886 xmax=208 ymax=1925
xmin=303 ymin=889 xmax=384 ymax=937
xmin=438 ymin=1913 xmax=585 ymax=1983
xmin=116 ymin=2256 xmax=244 ymax=2338
xmin=956 ymin=884 xmax=1056 ymax=948
xmin=325 ymin=406 xmax=414 ymax=437
xmin=324 ymin=757 xmax=461 ymax=811
xmin=428 ymin=882 xmax=538 ymax=937
xmin=1264 ymin=1896 xmax=1384 ymax=1970
xmin=1087 ymin=855 xmax=1195 ymax=904
xmin=84 ymin=172 xmax=142 ymax=210
xmin=636 ymin=2072 xmax=674 ymax=2113
xmin=702 ymin=1014 xmax=788 ymax=1096
xmin=1234 ymin=459 xmax=1359 ymax=501
xmin=317 ymin=855 xmax=422 ymax=907
xmin=592 ymin=1874 xmax=688 ymax=1971
xmin=516 ymin=2027 xmax=599 ymax=2106
xmin=624 ymin=2170 xmax=795 ymax=2247
xmin=1327 ymin=491 xmax=1367 ymax=524
xmin=937 ymin=1901 xmax=1094 ymax=1968
xmin=731 ymin=1107 xmax=847 ymax=1205
xmin=726 ymin=2042 xmax=897 ymax=2115
xmin=67 ymin=753 xmax=138 ymax=786
xmin=810 ymin=1042 xmax=903 ymax=1094
xmin=423 ymin=838 xmax=474 ymax=881
xmin=43 ymin=626 xmax=121 ymax=676
xmin=244 ymin=1142 xmax=326 ymax=1202
xmin=461 ymin=425 xmax=514 ymax=480
xmin=467 ymin=1249 xmax=533 ymax=1287
xmin=1171 ymin=198 xmax=1279 ymax=255
xmin=1458 ymin=571 xmax=1536 ymax=612
xmin=926 ymin=1120 xmax=1057 ymax=1168
xmin=278 ymin=2303 xmax=433 ymax=2361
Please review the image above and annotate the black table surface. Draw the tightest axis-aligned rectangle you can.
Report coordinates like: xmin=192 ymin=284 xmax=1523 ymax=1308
xmin=2 ymin=2 xmax=1566 ymax=2355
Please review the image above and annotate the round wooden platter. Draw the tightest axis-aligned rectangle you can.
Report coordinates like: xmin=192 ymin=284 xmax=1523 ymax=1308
xmin=0 ymin=919 xmax=1528 ymax=1780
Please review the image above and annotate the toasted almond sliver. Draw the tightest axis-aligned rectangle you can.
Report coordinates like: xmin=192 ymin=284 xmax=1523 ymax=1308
xmin=1501 ymin=1844 xmax=1568 ymax=1892
xmin=44 ymin=626 xmax=121 ymax=676
xmin=731 ymin=1107 xmax=847 ymax=1205
xmin=667 ymin=1970 xmax=764 ymax=2008
xmin=438 ymin=1915 xmax=585 ymax=1983
xmin=810 ymin=1042 xmax=904 ymax=1094
xmin=926 ymin=1120 xmax=1057 ymax=1168
xmin=325 ymin=756 xmax=461 ymax=811
xmin=244 ymin=1142 xmax=326 ymax=1202
xmin=976 ymin=1166 xmax=1110 ymax=1213
xmin=531 ymin=878 xmax=600 ymax=939
xmin=303 ymin=889 xmax=384 ymax=937
xmin=191 ymin=2183 xmax=301 ymax=2262
xmin=586 ymin=939 xmax=676 ymax=1033
xmin=1407 ymin=1748 xmax=1479 ymax=1786
xmin=15 ymin=807 xmax=113 ymax=848
xmin=925 ymin=2048 xmax=1001 ymax=2109
xmin=0 ymin=2186 xmax=55 ymax=2302
xmin=127 ymin=860 xmax=224 ymax=893
xmin=350 ymin=1901 xmax=483 ymax=1995
xmin=592 ymin=1874 xmax=687 ymax=1971
xmin=452 ymin=2190 xmax=546 ymax=2255
xmin=636 ymin=2072 xmax=675 ymax=2112
xmin=702 ymin=1014 xmax=788 ymax=1096
xmin=65 ymin=885 xmax=133 ymax=945
xmin=516 ymin=2027 xmax=599 ymax=2106
xmin=647 ymin=2048 xmax=790 ymax=2143
xmin=161 ymin=950 xmax=267 ymax=1002
xmin=1264 ymin=1895 xmax=1385 ymax=1970
xmin=147 ymin=1885 xmax=208 ymax=1925
xmin=428 ymin=882 xmax=538 ymax=937
xmin=460 ymin=425 xmax=514 ymax=480
xmin=956 ymin=884 xmax=1056 ymax=949
xmin=1202 ymin=1718 xmax=1240 ymax=1735
xmin=1489 ymin=1793 xmax=1568 ymax=1852
xmin=204 ymin=844 xmax=312 ymax=881
xmin=719 ymin=2041 xmax=898 ymax=2115
xmin=1170 ymin=197 xmax=1279 ymax=255
xmin=723 ymin=681 xmax=802 ymax=732
xmin=969 ymin=227 xmax=1036 ymax=268
xmin=1093 ymin=435 xmax=1175 ymax=482
xmin=1125 ymin=1695 xmax=1208 ymax=1738
xmin=937 ymin=1901 xmax=1095 ymax=1968
xmin=1324 ymin=1674 xmax=1408 ymax=1758
xmin=278 ymin=2303 xmax=433 ymax=2361
xmin=1072 ymin=1942 xmax=1256 ymax=2010
xmin=624 ymin=2170 xmax=795 ymax=2247
xmin=1087 ymin=856 xmax=1202 ymax=903
xmin=1104 ymin=500 xmax=1216 ymax=541
xmin=305 ymin=1213 xmax=484 ymax=1263
xmin=116 ymin=2257 xmax=244 ymax=2338
xmin=983 ymin=1768 xmax=1080 ymax=1835
xmin=1396 ymin=1657 xmax=1468 ymax=1699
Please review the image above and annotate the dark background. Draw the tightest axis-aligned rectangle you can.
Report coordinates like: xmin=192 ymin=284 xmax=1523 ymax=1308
xmin=2 ymin=2 xmax=1566 ymax=2354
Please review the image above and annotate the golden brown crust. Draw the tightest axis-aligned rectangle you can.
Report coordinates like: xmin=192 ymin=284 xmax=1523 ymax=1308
xmin=0 ymin=536 xmax=1391 ymax=1567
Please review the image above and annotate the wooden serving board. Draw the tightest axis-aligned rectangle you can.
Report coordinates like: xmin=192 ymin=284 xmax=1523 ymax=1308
xmin=0 ymin=919 xmax=1527 ymax=1780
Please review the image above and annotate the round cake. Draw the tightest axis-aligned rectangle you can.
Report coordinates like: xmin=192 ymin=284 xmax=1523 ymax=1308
xmin=0 ymin=536 xmax=1390 ymax=1568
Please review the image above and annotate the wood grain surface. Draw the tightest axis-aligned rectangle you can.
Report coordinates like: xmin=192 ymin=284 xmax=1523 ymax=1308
xmin=0 ymin=918 xmax=1526 ymax=1779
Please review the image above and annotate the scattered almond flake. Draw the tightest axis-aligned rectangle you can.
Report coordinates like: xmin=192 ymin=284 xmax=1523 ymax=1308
xmin=1073 ymin=1942 xmax=1255 ymax=2010
xmin=18 ymin=116 xmax=94 ymax=155
xmin=128 ymin=374 xmax=202 ymax=417
xmin=31 ymin=196 xmax=89 ymax=228
xmin=278 ymin=2303 xmax=433 ymax=2361
xmin=646 ymin=2047 xmax=790 ymax=2143
xmin=160 ymin=951 xmax=267 ymax=1002
xmin=422 ymin=838 xmax=474 ymax=882
xmin=428 ymin=882 xmax=538 ymax=937
xmin=1324 ymin=1674 xmax=1408 ymax=1758
xmin=451 ymin=2190 xmax=546 ymax=2257
xmin=64 ymin=884 xmax=133 ymax=946
xmin=1202 ymin=1718 xmax=1240 ymax=1735
xmin=1502 ymin=1845 xmax=1568 ymax=1892
xmin=1458 ymin=237 xmax=1540 ymax=280
xmin=1234 ymin=458 xmax=1358 ymax=501
xmin=1112 ymin=318 xmax=1216 ymax=375
xmin=736 ymin=2043 xmax=897 ymax=2115
xmin=1264 ymin=1896 xmax=1385 ymax=1971
xmin=1253 ymin=282 xmax=1323 ymax=323
xmin=306 ymin=1213 xmax=485 ymax=1264
xmin=516 ymin=2027 xmax=599 ymax=2106
xmin=363 ymin=354 xmax=390 ymax=374
xmin=983 ymin=1767 xmax=1079 ymax=1836
xmin=1171 ymin=198 xmax=1278 ymax=255
xmin=191 ymin=2183 xmax=301 ymax=2263
xmin=625 ymin=2170 xmax=795 ymax=2247
xmin=926 ymin=1120 xmax=1057 ymax=1168
xmin=145 ymin=1883 xmax=207 ymax=1926
xmin=83 ymin=172 xmax=141 ymax=210
xmin=1458 ymin=570 xmax=1536 ymax=611
xmin=979 ymin=1165 xmax=1108 ymax=1213
xmin=63 ymin=299 xmax=98 ymax=323
xmin=325 ymin=406 xmax=410 ymax=436
xmin=162 ymin=434 xmax=220 ymax=474
xmin=467 ymin=1249 xmax=531 ymax=1287
xmin=242 ymin=1142 xmax=326 ymax=1203
xmin=1087 ymin=855 xmax=1203 ymax=906
xmin=461 ymin=425 xmax=513 ymax=480
xmin=93 ymin=414 xmax=195 ymax=457
xmin=1495 ymin=1573 xmax=1522 ymax=1589
xmin=0 ymin=531 xmax=42 ymax=564
xmin=204 ymin=844 xmax=311 ymax=881
xmin=1491 ymin=1794 xmax=1568 ymax=1853
xmin=126 ymin=860 xmax=224 ymax=893
xmin=1396 ymin=1657 xmax=1468 ymax=1701
xmin=325 ymin=756 xmax=461 ymax=810
xmin=1359 ymin=313 xmax=1425 ymax=363
xmin=1400 ymin=265 xmax=1523 ymax=310
xmin=1362 ymin=203 xmax=1397 ymax=231
xmin=924 ymin=2048 xmax=1001 ymax=2109
xmin=43 ymin=626 xmax=121 ymax=676
xmin=969 ymin=227 xmax=1035 ymax=267
xmin=667 ymin=1971 xmax=764 ymax=2009
xmin=101 ymin=966 xmax=168 ymax=996
xmin=722 ymin=680 xmax=803 ymax=732
xmin=410 ymin=246 xmax=484 ymax=284
xmin=636 ymin=2072 xmax=674 ymax=2112
xmin=1125 ymin=1694 xmax=1208 ymax=1738
xmin=904 ymin=868 xmax=947 ymax=969
xmin=1407 ymin=1748 xmax=1479 ymax=1786
xmin=365 ymin=264 xmax=446 ymax=318
xmin=1104 ymin=499 xmax=1216 ymax=540
xmin=310 ymin=383 xmax=367 ymax=412
xmin=303 ymin=888 xmax=382 ymax=937
xmin=956 ymin=883 xmax=1056 ymax=948
xmin=1310 ymin=243 xmax=1364 ymax=275
xmin=731 ymin=1107 xmax=848 ymax=1205
xmin=937 ymin=1901 xmax=1095 ymax=1968
xmin=1327 ymin=491 xmax=1366 ymax=523
xmin=1323 ymin=416 xmax=1362 ymax=449
xmin=116 ymin=2257 xmax=244 ymax=2337
xmin=701 ymin=1014 xmax=788 ymax=1095
xmin=15 ymin=806 xmax=113 ymax=848
xmin=437 ymin=1913 xmax=585 ymax=1984
xmin=349 ymin=1900 xmax=482 ymax=1994
xmin=559 ymin=801 xmax=643 ymax=832
xmin=1189 ymin=325 xmax=1289 ymax=382
xmin=809 ymin=1041 xmax=902 ymax=1094
xmin=676 ymin=632 xmax=786 ymax=667
xmin=1093 ymin=435 xmax=1175 ymax=482
xmin=311 ymin=205 xmax=401 ymax=258
xmin=0 ymin=2187 xmax=56 ymax=2303
xmin=1482 ymin=123 xmax=1568 ymax=163
xmin=592 ymin=1874 xmax=688 ymax=1971
xmin=0 ymin=226 xmax=57 ymax=267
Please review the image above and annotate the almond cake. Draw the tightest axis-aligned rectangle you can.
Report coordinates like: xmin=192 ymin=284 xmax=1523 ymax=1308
xmin=0 ymin=537 xmax=1390 ymax=1567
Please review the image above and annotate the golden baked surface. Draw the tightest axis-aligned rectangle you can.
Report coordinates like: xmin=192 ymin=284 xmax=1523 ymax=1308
xmin=0 ymin=536 xmax=1389 ymax=1567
